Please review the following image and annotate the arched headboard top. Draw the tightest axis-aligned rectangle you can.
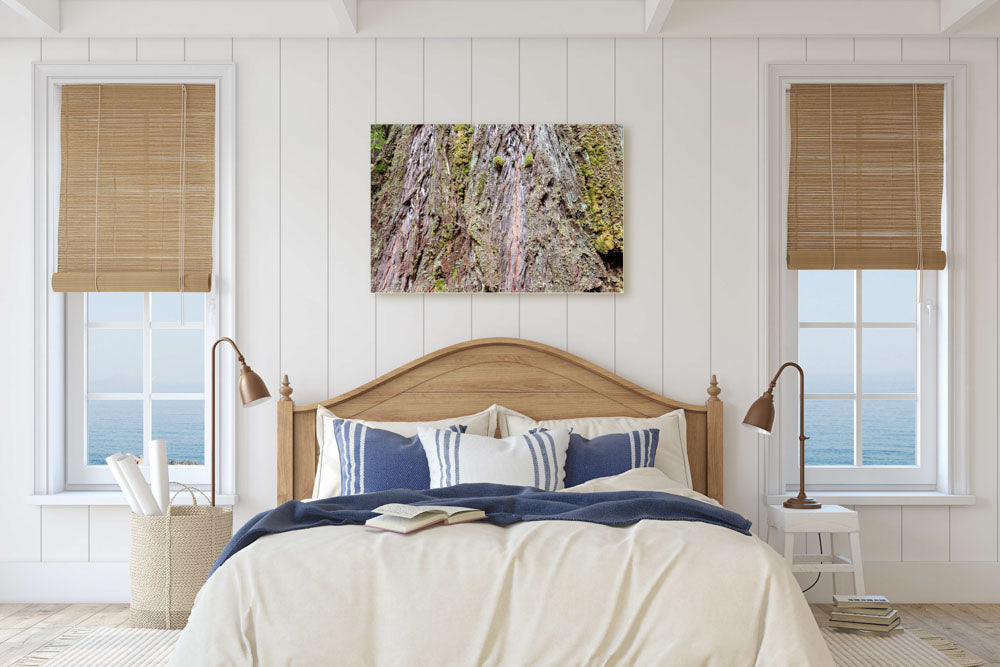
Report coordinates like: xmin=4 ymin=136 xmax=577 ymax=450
xmin=277 ymin=338 xmax=723 ymax=504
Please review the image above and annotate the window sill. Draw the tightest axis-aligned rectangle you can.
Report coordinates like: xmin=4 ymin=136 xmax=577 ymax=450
xmin=766 ymin=492 xmax=975 ymax=506
xmin=27 ymin=492 xmax=238 ymax=507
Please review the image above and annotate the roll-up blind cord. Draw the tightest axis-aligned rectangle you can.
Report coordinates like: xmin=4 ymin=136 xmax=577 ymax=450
xmin=828 ymin=84 xmax=836 ymax=270
xmin=912 ymin=84 xmax=924 ymax=272
xmin=178 ymin=85 xmax=188 ymax=294
xmin=93 ymin=85 xmax=102 ymax=292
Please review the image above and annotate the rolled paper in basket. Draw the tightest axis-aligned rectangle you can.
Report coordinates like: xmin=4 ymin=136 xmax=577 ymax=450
xmin=149 ymin=440 xmax=169 ymax=516
xmin=106 ymin=454 xmax=142 ymax=514
xmin=117 ymin=454 xmax=162 ymax=516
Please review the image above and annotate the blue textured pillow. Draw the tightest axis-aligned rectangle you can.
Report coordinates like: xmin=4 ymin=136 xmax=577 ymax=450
xmin=332 ymin=419 xmax=466 ymax=496
xmin=562 ymin=428 xmax=660 ymax=487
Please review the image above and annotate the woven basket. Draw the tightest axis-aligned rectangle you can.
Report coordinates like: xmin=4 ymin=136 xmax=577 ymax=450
xmin=129 ymin=486 xmax=232 ymax=629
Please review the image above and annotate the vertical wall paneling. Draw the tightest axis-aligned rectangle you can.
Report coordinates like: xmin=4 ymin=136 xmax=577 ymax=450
xmin=88 ymin=38 xmax=136 ymax=61
xmin=566 ymin=38 xmax=616 ymax=371
xmin=40 ymin=38 xmax=87 ymax=61
xmin=902 ymin=38 xmax=951 ymax=62
xmin=950 ymin=38 xmax=999 ymax=561
xmin=469 ymin=38 xmax=520 ymax=339
xmin=662 ymin=38 xmax=711 ymax=404
xmin=280 ymin=39 xmax=330 ymax=402
xmin=899 ymin=36 xmax=953 ymax=560
xmin=903 ymin=507 xmax=951 ymax=561
xmin=184 ymin=38 xmax=232 ymax=61
xmin=375 ymin=39 xmax=425 ymax=374
xmin=422 ymin=39 xmax=473 ymax=353
xmin=137 ymin=38 xmax=184 ymax=61
xmin=710 ymin=38 xmax=759 ymax=529
xmin=40 ymin=507 xmax=88 ymax=562
xmin=758 ymin=37 xmax=806 ymax=531
xmin=233 ymin=38 xmax=281 ymax=524
xmin=0 ymin=37 xmax=41 ymax=563
xmin=329 ymin=39 xmax=378 ymax=394
xmin=853 ymin=37 xmax=902 ymax=62
xmin=518 ymin=39 xmax=569 ymax=350
xmin=7 ymin=34 xmax=1000 ymax=601
xmin=614 ymin=39 xmax=663 ymax=391
xmin=805 ymin=37 xmax=854 ymax=62
xmin=88 ymin=506 xmax=130 ymax=562
xmin=858 ymin=506 xmax=903 ymax=562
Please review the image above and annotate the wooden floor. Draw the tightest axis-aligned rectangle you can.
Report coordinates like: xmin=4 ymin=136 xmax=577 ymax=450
xmin=0 ymin=603 xmax=997 ymax=665
xmin=812 ymin=603 xmax=1000 ymax=666
xmin=0 ymin=603 xmax=129 ymax=666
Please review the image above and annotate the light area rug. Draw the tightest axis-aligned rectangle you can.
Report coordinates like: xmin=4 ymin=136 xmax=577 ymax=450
xmin=12 ymin=627 xmax=180 ymax=667
xmin=821 ymin=626 xmax=987 ymax=667
xmin=11 ymin=624 xmax=987 ymax=666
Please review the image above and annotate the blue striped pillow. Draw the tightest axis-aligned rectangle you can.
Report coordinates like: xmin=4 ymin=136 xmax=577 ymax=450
xmin=332 ymin=419 xmax=465 ymax=496
xmin=418 ymin=427 xmax=571 ymax=491
xmin=562 ymin=428 xmax=660 ymax=487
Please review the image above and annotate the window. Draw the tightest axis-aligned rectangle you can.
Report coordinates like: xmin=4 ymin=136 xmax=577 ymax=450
xmin=791 ymin=269 xmax=938 ymax=486
xmin=65 ymin=292 xmax=212 ymax=486
xmin=765 ymin=63 xmax=967 ymax=494
xmin=33 ymin=63 xmax=235 ymax=497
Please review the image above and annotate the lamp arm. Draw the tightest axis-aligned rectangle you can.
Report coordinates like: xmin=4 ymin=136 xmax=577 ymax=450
xmin=209 ymin=337 xmax=243 ymax=508
xmin=212 ymin=336 xmax=246 ymax=364
xmin=767 ymin=361 xmax=806 ymax=443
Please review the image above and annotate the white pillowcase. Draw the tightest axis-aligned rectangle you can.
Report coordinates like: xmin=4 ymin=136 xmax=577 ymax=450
xmin=498 ymin=406 xmax=692 ymax=489
xmin=418 ymin=427 xmax=571 ymax=491
xmin=313 ymin=404 xmax=498 ymax=499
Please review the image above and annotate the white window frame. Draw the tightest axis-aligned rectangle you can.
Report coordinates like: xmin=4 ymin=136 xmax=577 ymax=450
xmin=33 ymin=63 xmax=236 ymax=496
xmin=789 ymin=270 xmax=936 ymax=486
xmin=65 ymin=292 xmax=214 ymax=486
xmin=762 ymin=63 xmax=969 ymax=495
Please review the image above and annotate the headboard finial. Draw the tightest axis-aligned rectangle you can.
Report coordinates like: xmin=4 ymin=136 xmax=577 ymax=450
xmin=279 ymin=374 xmax=293 ymax=402
xmin=707 ymin=374 xmax=721 ymax=401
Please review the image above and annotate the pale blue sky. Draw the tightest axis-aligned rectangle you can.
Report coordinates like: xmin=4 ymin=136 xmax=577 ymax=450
xmin=88 ymin=293 xmax=205 ymax=394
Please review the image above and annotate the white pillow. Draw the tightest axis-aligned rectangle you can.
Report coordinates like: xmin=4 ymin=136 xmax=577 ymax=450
xmin=418 ymin=427 xmax=571 ymax=491
xmin=563 ymin=468 xmax=721 ymax=507
xmin=313 ymin=404 xmax=498 ymax=498
xmin=498 ymin=406 xmax=692 ymax=489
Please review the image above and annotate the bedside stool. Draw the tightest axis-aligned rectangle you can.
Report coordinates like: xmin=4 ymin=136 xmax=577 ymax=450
xmin=765 ymin=504 xmax=865 ymax=595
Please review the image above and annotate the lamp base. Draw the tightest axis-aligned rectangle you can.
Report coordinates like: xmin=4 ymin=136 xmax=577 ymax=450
xmin=783 ymin=496 xmax=823 ymax=510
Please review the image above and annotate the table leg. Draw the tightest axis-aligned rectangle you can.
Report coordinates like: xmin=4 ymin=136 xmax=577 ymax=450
xmin=849 ymin=531 xmax=866 ymax=594
xmin=784 ymin=532 xmax=795 ymax=566
xmin=765 ymin=524 xmax=772 ymax=549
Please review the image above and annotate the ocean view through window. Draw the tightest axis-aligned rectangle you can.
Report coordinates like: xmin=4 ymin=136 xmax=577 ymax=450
xmin=86 ymin=292 xmax=207 ymax=467
xmin=798 ymin=270 xmax=921 ymax=467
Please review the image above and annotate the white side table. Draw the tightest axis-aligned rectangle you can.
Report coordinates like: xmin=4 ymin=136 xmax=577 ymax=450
xmin=766 ymin=504 xmax=865 ymax=595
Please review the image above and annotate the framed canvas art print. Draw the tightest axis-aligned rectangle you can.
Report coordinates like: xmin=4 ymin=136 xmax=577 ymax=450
xmin=370 ymin=124 xmax=623 ymax=293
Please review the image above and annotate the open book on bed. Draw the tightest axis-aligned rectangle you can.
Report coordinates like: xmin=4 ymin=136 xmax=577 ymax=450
xmin=365 ymin=503 xmax=486 ymax=534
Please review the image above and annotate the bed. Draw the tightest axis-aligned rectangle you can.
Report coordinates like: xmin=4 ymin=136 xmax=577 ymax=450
xmin=172 ymin=338 xmax=833 ymax=665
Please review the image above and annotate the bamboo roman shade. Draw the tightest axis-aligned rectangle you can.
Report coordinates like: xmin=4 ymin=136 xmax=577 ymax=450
xmin=52 ymin=83 xmax=216 ymax=292
xmin=786 ymin=83 xmax=946 ymax=270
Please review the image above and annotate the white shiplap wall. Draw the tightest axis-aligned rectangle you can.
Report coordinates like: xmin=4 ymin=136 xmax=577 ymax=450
xmin=1 ymin=35 xmax=999 ymax=602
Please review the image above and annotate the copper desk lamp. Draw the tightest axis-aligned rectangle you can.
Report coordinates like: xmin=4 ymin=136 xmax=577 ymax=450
xmin=744 ymin=362 xmax=821 ymax=510
xmin=210 ymin=337 xmax=271 ymax=506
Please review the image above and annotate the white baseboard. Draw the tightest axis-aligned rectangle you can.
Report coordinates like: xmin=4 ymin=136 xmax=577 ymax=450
xmin=0 ymin=562 xmax=129 ymax=603
xmin=805 ymin=561 xmax=1000 ymax=603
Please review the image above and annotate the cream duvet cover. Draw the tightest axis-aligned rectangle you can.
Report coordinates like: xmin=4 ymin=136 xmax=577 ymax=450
xmin=171 ymin=469 xmax=832 ymax=666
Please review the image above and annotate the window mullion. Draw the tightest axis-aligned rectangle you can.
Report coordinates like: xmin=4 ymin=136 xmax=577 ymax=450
xmin=854 ymin=270 xmax=863 ymax=467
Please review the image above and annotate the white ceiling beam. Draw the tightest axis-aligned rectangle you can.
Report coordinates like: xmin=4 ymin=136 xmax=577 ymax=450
xmin=1 ymin=0 xmax=59 ymax=32
xmin=330 ymin=0 xmax=357 ymax=33
xmin=644 ymin=0 xmax=675 ymax=34
xmin=940 ymin=0 xmax=999 ymax=33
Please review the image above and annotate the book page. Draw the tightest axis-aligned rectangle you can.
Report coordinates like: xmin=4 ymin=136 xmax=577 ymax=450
xmin=372 ymin=503 xmax=442 ymax=519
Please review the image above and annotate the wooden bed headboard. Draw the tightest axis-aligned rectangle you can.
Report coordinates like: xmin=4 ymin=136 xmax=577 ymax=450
xmin=277 ymin=337 xmax=723 ymax=505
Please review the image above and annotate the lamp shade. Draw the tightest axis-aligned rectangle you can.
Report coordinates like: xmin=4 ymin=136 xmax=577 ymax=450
xmin=742 ymin=391 xmax=775 ymax=435
xmin=238 ymin=364 xmax=271 ymax=407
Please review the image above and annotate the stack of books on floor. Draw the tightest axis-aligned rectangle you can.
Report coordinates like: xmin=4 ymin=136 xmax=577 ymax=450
xmin=829 ymin=595 xmax=901 ymax=634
